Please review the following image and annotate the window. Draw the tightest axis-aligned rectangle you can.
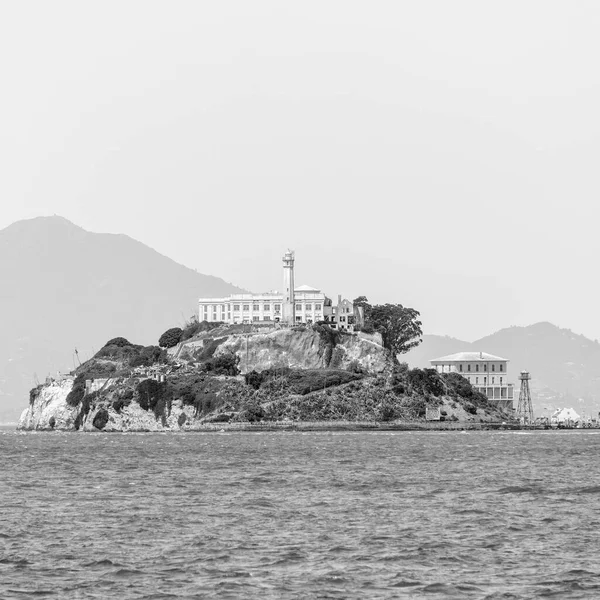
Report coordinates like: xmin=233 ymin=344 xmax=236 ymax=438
xmin=475 ymin=365 xmax=479 ymax=372
xmin=500 ymin=377 xmax=503 ymax=384
xmin=459 ymin=364 xmax=463 ymax=372
xmin=484 ymin=364 xmax=487 ymax=371
xmin=295 ymin=316 xmax=302 ymax=322
xmin=492 ymin=364 xmax=495 ymax=372
xmin=500 ymin=364 xmax=503 ymax=372
xmin=468 ymin=365 xmax=471 ymax=372
xmin=476 ymin=377 xmax=479 ymax=384
xmin=315 ymin=304 xmax=322 ymax=310
xmin=296 ymin=304 xmax=302 ymax=311
xmin=484 ymin=377 xmax=487 ymax=384
xmin=305 ymin=304 xmax=312 ymax=311
xmin=340 ymin=316 xmax=346 ymax=322
xmin=263 ymin=304 xmax=270 ymax=311
xmin=263 ymin=316 xmax=271 ymax=321
xmin=243 ymin=304 xmax=250 ymax=311
xmin=274 ymin=304 xmax=281 ymax=311
xmin=222 ymin=305 xmax=226 ymax=311
xmin=253 ymin=316 xmax=259 ymax=322
xmin=492 ymin=377 xmax=495 ymax=384
xmin=233 ymin=304 xmax=240 ymax=311
xmin=253 ymin=304 xmax=259 ymax=311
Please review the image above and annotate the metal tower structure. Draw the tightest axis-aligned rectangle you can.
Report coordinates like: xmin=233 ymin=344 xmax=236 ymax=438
xmin=517 ymin=371 xmax=534 ymax=424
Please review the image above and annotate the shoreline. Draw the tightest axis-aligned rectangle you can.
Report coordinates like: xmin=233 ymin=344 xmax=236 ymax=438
xmin=10 ymin=420 xmax=591 ymax=433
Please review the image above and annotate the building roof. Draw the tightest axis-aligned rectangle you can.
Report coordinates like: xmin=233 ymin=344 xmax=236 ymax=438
xmin=295 ymin=284 xmax=321 ymax=292
xmin=430 ymin=351 xmax=509 ymax=363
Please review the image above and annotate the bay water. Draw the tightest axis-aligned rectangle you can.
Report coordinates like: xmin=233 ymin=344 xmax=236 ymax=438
xmin=1 ymin=427 xmax=599 ymax=598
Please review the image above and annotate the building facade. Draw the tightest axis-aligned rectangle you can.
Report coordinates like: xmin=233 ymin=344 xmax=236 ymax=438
xmin=198 ymin=251 xmax=360 ymax=330
xmin=430 ymin=351 xmax=514 ymax=404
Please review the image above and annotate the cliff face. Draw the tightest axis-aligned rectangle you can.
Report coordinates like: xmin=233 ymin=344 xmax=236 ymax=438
xmin=214 ymin=328 xmax=389 ymax=373
xmin=20 ymin=380 xmax=79 ymax=430
xmin=18 ymin=376 xmax=229 ymax=432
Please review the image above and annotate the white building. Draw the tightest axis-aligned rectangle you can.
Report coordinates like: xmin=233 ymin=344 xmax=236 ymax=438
xmin=198 ymin=251 xmax=361 ymax=330
xmin=430 ymin=351 xmax=514 ymax=404
xmin=550 ymin=407 xmax=580 ymax=426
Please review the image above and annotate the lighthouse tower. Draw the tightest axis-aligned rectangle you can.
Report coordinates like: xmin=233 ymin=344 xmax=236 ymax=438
xmin=282 ymin=250 xmax=295 ymax=325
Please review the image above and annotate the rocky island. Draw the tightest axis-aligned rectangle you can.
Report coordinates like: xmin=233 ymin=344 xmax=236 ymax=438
xmin=19 ymin=321 xmax=513 ymax=432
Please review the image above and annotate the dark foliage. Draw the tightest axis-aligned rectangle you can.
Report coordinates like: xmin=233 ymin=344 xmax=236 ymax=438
xmin=406 ymin=368 xmax=446 ymax=397
xmin=29 ymin=385 xmax=43 ymax=406
xmin=238 ymin=397 xmax=265 ymax=422
xmin=203 ymin=352 xmax=240 ymax=376
xmin=103 ymin=337 xmax=134 ymax=348
xmin=112 ymin=397 xmax=131 ymax=413
xmin=180 ymin=318 xmax=223 ymax=342
xmin=74 ymin=394 xmax=93 ymax=430
xmin=158 ymin=327 xmax=183 ymax=348
xmin=129 ymin=345 xmax=167 ymax=368
xmin=48 ymin=416 xmax=56 ymax=428
xmin=197 ymin=337 xmax=227 ymax=361
xmin=93 ymin=408 xmax=109 ymax=430
xmin=441 ymin=372 xmax=489 ymax=406
xmin=66 ymin=374 xmax=87 ymax=407
xmin=177 ymin=413 xmax=187 ymax=427
xmin=136 ymin=379 xmax=172 ymax=423
xmin=244 ymin=370 xmax=264 ymax=390
xmin=313 ymin=324 xmax=342 ymax=367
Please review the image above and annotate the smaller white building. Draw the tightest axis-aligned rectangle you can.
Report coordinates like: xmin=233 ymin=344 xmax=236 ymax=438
xmin=550 ymin=407 xmax=580 ymax=426
xmin=430 ymin=351 xmax=514 ymax=402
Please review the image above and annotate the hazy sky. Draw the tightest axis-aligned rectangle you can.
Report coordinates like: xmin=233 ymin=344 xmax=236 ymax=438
xmin=2 ymin=1 xmax=599 ymax=342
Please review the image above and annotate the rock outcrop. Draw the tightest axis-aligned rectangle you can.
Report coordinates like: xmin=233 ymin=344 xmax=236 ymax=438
xmin=214 ymin=328 xmax=388 ymax=373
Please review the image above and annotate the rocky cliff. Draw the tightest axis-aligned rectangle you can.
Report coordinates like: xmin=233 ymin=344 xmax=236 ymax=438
xmin=212 ymin=328 xmax=388 ymax=373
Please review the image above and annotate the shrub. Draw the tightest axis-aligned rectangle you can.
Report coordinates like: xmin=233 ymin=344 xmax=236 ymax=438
xmin=178 ymin=413 xmax=187 ymax=427
xmin=245 ymin=370 xmax=264 ymax=390
xmin=238 ymin=397 xmax=264 ymax=422
xmin=204 ymin=352 xmax=240 ymax=376
xmin=136 ymin=379 xmax=171 ymax=419
xmin=112 ymin=398 xmax=130 ymax=413
xmin=130 ymin=345 xmax=167 ymax=368
xmin=48 ymin=417 xmax=56 ymax=429
xmin=66 ymin=374 xmax=87 ymax=407
xmin=158 ymin=327 xmax=183 ymax=348
xmin=29 ymin=385 xmax=43 ymax=406
xmin=103 ymin=337 xmax=133 ymax=348
xmin=407 ymin=368 xmax=446 ymax=397
xmin=197 ymin=337 xmax=227 ymax=361
xmin=93 ymin=408 xmax=109 ymax=430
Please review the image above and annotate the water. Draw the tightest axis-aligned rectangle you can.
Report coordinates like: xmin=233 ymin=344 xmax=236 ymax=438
xmin=1 ymin=428 xmax=600 ymax=599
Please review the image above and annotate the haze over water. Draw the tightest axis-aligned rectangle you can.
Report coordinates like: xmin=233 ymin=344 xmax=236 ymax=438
xmin=1 ymin=429 xmax=599 ymax=598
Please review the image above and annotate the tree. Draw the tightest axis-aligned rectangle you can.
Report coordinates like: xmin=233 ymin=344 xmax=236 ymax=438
xmin=158 ymin=327 xmax=183 ymax=348
xmin=368 ymin=303 xmax=422 ymax=357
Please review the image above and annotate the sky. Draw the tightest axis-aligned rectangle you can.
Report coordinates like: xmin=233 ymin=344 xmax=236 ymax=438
xmin=1 ymin=0 xmax=600 ymax=342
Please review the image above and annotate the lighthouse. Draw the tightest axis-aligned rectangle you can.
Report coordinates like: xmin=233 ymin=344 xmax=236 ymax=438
xmin=282 ymin=250 xmax=295 ymax=325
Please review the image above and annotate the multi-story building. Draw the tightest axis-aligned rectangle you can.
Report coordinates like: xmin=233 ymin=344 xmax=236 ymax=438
xmin=430 ymin=351 xmax=514 ymax=406
xmin=198 ymin=251 xmax=360 ymax=330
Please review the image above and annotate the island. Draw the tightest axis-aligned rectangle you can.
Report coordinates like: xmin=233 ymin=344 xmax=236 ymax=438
xmin=19 ymin=318 xmax=514 ymax=432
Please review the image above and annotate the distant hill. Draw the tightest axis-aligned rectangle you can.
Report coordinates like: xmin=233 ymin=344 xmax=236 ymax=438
xmin=0 ymin=216 xmax=244 ymax=421
xmin=403 ymin=322 xmax=600 ymax=416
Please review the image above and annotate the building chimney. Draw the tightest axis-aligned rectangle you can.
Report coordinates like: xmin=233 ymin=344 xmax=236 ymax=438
xmin=338 ymin=294 xmax=342 ymax=305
